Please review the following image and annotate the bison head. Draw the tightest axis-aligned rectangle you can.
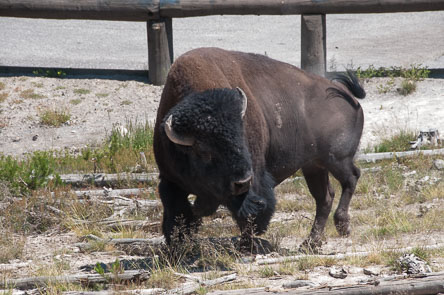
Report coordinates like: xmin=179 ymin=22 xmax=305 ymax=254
xmin=162 ymin=88 xmax=252 ymax=202
xmin=160 ymin=87 xmax=275 ymax=236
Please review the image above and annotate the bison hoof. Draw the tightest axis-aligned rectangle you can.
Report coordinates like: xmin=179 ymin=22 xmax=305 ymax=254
xmin=334 ymin=220 xmax=350 ymax=236
xmin=238 ymin=236 xmax=273 ymax=254
xmin=299 ymin=238 xmax=323 ymax=254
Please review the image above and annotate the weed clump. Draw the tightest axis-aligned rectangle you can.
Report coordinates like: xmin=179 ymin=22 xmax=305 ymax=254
xmin=39 ymin=108 xmax=71 ymax=127
xmin=397 ymin=79 xmax=417 ymax=96
xmin=370 ymin=130 xmax=416 ymax=153
xmin=20 ymin=89 xmax=45 ymax=99
xmin=356 ymin=64 xmax=430 ymax=80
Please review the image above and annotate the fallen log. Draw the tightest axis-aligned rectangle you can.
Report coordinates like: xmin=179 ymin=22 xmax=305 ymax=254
xmin=63 ymin=288 xmax=164 ymax=295
xmin=74 ymin=236 xmax=165 ymax=252
xmin=55 ymin=173 xmax=158 ymax=188
xmin=167 ymin=274 xmax=237 ymax=295
xmin=206 ymin=274 xmax=444 ymax=295
xmin=256 ymin=243 xmax=444 ymax=265
xmin=356 ymin=148 xmax=444 ymax=162
xmin=0 ymin=270 xmax=150 ymax=290
xmin=73 ymin=188 xmax=155 ymax=199
xmin=0 ymin=262 xmax=30 ymax=272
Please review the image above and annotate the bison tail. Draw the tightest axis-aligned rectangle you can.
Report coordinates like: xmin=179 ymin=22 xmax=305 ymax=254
xmin=332 ymin=69 xmax=366 ymax=99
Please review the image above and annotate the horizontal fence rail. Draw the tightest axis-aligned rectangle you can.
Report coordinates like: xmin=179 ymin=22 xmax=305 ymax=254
xmin=2 ymin=0 xmax=444 ymax=20
xmin=1 ymin=0 xmax=444 ymax=84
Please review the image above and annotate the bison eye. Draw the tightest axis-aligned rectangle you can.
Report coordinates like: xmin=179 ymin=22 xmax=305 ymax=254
xmin=193 ymin=143 xmax=213 ymax=163
xmin=199 ymin=150 xmax=212 ymax=163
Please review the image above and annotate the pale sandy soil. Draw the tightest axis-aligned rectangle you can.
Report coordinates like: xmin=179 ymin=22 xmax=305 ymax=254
xmin=0 ymin=76 xmax=443 ymax=156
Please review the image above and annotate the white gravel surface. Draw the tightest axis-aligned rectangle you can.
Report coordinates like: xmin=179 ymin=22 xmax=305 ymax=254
xmin=0 ymin=75 xmax=443 ymax=156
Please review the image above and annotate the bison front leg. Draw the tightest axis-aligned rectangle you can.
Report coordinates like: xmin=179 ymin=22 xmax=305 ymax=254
xmin=158 ymin=178 xmax=200 ymax=245
xmin=227 ymin=179 xmax=276 ymax=253
xmin=301 ymin=166 xmax=335 ymax=253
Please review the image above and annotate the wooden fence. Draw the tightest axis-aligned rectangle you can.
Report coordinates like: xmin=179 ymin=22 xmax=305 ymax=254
xmin=1 ymin=0 xmax=444 ymax=84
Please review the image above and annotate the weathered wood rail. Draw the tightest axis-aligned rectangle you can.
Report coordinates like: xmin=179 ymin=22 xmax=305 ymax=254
xmin=1 ymin=0 xmax=444 ymax=84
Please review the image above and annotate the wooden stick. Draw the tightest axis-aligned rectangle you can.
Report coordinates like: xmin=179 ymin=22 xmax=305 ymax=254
xmin=168 ymin=274 xmax=237 ymax=295
xmin=63 ymin=288 xmax=165 ymax=295
xmin=54 ymin=173 xmax=158 ymax=188
xmin=0 ymin=262 xmax=30 ymax=272
xmin=0 ymin=270 xmax=150 ymax=290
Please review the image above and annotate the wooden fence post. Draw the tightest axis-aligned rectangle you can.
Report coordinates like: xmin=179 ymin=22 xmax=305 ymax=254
xmin=301 ymin=14 xmax=326 ymax=77
xmin=147 ymin=17 xmax=173 ymax=85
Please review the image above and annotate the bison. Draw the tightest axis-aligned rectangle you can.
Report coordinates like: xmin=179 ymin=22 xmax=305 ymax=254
xmin=153 ymin=47 xmax=365 ymax=251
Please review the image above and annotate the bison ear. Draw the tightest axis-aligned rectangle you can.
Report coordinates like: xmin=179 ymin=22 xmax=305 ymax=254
xmin=236 ymin=87 xmax=248 ymax=119
xmin=164 ymin=115 xmax=195 ymax=146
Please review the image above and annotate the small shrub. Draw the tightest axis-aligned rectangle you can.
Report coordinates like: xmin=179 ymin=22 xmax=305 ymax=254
xmin=372 ymin=130 xmax=416 ymax=153
xmin=397 ymin=79 xmax=417 ymax=96
xmin=0 ymin=81 xmax=5 ymax=90
xmin=39 ymin=108 xmax=71 ymax=127
xmin=0 ymin=152 xmax=61 ymax=194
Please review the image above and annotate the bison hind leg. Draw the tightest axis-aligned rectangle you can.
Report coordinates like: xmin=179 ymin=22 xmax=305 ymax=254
xmin=327 ymin=157 xmax=361 ymax=237
xmin=301 ymin=165 xmax=335 ymax=252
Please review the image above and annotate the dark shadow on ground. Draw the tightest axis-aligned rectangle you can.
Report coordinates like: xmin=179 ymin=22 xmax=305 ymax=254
xmin=79 ymin=236 xmax=274 ymax=273
xmin=0 ymin=66 xmax=150 ymax=83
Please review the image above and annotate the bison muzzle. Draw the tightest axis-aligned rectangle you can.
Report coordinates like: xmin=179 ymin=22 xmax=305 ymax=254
xmin=153 ymin=47 xmax=366 ymax=251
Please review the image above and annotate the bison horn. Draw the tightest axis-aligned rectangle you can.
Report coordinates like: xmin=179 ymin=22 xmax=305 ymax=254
xmin=236 ymin=87 xmax=248 ymax=119
xmin=164 ymin=115 xmax=194 ymax=146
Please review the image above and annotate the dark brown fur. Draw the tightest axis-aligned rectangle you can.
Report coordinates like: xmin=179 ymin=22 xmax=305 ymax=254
xmin=154 ymin=47 xmax=365 ymax=250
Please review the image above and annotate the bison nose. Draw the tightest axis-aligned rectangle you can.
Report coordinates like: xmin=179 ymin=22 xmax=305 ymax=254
xmin=231 ymin=174 xmax=253 ymax=196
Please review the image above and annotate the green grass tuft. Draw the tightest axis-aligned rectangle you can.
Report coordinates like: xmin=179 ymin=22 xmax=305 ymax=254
xmin=371 ymin=130 xmax=416 ymax=153
xmin=73 ymin=88 xmax=91 ymax=95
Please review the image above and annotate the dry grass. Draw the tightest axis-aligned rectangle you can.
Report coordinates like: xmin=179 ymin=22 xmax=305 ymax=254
xmin=0 ymin=231 xmax=25 ymax=263
xmin=0 ymin=92 xmax=8 ymax=103
xmin=38 ymin=107 xmax=71 ymax=127
xmin=20 ymin=89 xmax=45 ymax=99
